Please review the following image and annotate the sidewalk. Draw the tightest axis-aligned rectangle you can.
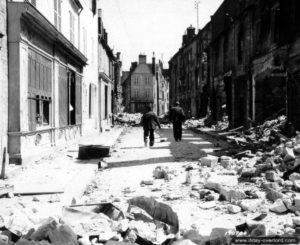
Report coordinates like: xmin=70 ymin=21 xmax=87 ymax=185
xmin=3 ymin=126 xmax=124 ymax=207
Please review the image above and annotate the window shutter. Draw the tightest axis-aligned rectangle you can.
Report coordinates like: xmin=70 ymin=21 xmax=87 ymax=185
xmin=28 ymin=95 xmax=36 ymax=131
xmin=59 ymin=65 xmax=68 ymax=126
xmin=92 ymin=0 xmax=96 ymax=15
xmin=75 ymin=74 xmax=82 ymax=124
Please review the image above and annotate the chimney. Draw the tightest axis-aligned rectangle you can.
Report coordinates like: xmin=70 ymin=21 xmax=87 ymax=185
xmin=138 ymin=54 xmax=146 ymax=64
xmin=152 ymin=52 xmax=156 ymax=74
xmin=187 ymin=25 xmax=195 ymax=41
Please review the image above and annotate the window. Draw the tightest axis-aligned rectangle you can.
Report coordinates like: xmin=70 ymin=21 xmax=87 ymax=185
xmin=59 ymin=66 xmax=82 ymax=126
xmin=91 ymin=38 xmax=94 ymax=65
xmin=89 ymin=0 xmax=96 ymax=14
xmin=147 ymin=76 xmax=151 ymax=85
xmin=237 ymin=27 xmax=244 ymax=64
xmin=28 ymin=50 xmax=52 ymax=131
xmin=134 ymin=76 xmax=139 ymax=85
xmin=54 ymin=0 xmax=61 ymax=31
xmin=146 ymin=89 xmax=150 ymax=98
xmin=134 ymin=89 xmax=138 ymax=98
xmin=69 ymin=11 xmax=74 ymax=44
xmin=82 ymin=27 xmax=87 ymax=56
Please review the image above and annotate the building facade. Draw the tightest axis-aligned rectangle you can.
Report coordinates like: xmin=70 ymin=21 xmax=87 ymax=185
xmin=0 ymin=0 xmax=8 ymax=172
xmin=122 ymin=54 xmax=169 ymax=115
xmin=169 ymin=24 xmax=210 ymax=118
xmin=98 ymin=11 xmax=118 ymax=130
xmin=7 ymin=0 xmax=99 ymax=164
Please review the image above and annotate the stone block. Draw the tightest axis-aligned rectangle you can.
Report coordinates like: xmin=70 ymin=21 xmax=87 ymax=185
xmin=238 ymin=199 xmax=262 ymax=212
xmin=227 ymin=205 xmax=241 ymax=214
xmin=284 ymin=148 xmax=295 ymax=163
xmin=261 ymin=181 xmax=279 ymax=190
xmin=265 ymin=171 xmax=278 ymax=182
xmin=241 ymin=168 xmax=256 ymax=178
xmin=220 ymin=186 xmax=246 ymax=202
xmin=289 ymin=173 xmax=300 ymax=182
xmin=200 ymin=155 xmax=219 ymax=168
xmin=294 ymin=145 xmax=300 ymax=155
xmin=292 ymin=217 xmax=300 ymax=226
xmin=206 ymin=193 xmax=220 ymax=201
xmin=220 ymin=156 xmax=233 ymax=169
xmin=266 ymin=189 xmax=286 ymax=202
xmin=270 ymin=199 xmax=288 ymax=213
xmin=204 ymin=175 xmax=238 ymax=192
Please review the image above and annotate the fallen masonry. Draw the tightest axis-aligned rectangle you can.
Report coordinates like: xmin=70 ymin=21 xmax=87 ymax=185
xmin=3 ymin=115 xmax=300 ymax=244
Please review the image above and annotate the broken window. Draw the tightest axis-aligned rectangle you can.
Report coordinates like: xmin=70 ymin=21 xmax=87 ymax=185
xmin=28 ymin=50 xmax=52 ymax=131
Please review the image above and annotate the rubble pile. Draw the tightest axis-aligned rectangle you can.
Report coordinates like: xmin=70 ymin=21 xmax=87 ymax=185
xmin=184 ymin=119 xmax=205 ymax=129
xmin=225 ymin=115 xmax=287 ymax=150
xmin=114 ymin=114 xmax=142 ymax=127
xmin=184 ymin=116 xmax=229 ymax=132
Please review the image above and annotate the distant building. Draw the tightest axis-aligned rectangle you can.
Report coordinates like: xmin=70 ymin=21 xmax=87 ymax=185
xmin=169 ymin=25 xmax=210 ymax=118
xmin=122 ymin=54 xmax=169 ymax=115
xmin=0 ymin=0 xmax=8 ymax=170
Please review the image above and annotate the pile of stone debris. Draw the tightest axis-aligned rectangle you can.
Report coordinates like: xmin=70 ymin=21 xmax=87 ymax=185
xmin=114 ymin=114 xmax=142 ymax=127
xmin=184 ymin=117 xmax=229 ymax=132
xmin=0 ymin=194 xmax=182 ymax=245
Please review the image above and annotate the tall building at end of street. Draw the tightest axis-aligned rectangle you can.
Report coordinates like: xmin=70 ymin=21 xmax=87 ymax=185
xmin=122 ymin=54 xmax=169 ymax=115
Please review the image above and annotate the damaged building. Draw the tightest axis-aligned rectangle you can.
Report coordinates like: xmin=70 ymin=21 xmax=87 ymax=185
xmin=169 ymin=0 xmax=300 ymax=132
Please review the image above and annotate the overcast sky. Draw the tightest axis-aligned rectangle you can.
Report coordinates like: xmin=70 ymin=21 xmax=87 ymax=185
xmin=98 ymin=0 xmax=223 ymax=70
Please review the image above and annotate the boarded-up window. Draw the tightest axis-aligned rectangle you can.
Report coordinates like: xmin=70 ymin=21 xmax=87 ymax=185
xmin=28 ymin=49 xmax=52 ymax=131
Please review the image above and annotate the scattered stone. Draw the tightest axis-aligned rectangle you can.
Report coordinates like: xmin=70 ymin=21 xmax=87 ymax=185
xmin=241 ymin=168 xmax=256 ymax=178
xmin=289 ymin=173 xmax=300 ymax=182
xmin=200 ymin=155 xmax=219 ymax=168
xmin=182 ymin=229 xmax=204 ymax=245
xmin=270 ymin=199 xmax=288 ymax=213
xmin=284 ymin=148 xmax=295 ymax=163
xmin=220 ymin=156 xmax=233 ymax=169
xmin=205 ymin=193 xmax=220 ymax=201
xmin=265 ymin=171 xmax=278 ymax=182
xmin=191 ymin=184 xmax=204 ymax=192
xmin=220 ymin=186 xmax=246 ymax=202
xmin=32 ymin=196 xmax=40 ymax=202
xmin=140 ymin=180 xmax=154 ymax=186
xmin=204 ymin=175 xmax=238 ymax=193
xmin=262 ymin=182 xmax=279 ymax=190
xmin=292 ymin=217 xmax=300 ymax=226
xmin=238 ymin=199 xmax=262 ymax=212
xmin=0 ymin=234 xmax=9 ymax=245
xmin=153 ymin=166 xmax=168 ymax=179
xmin=227 ymin=205 xmax=241 ymax=214
xmin=199 ymin=189 xmax=211 ymax=199
xmin=199 ymin=201 xmax=216 ymax=210
xmin=266 ymin=189 xmax=286 ymax=202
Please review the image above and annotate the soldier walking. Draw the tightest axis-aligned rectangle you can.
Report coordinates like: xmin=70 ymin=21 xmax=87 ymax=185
xmin=169 ymin=101 xmax=185 ymax=141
